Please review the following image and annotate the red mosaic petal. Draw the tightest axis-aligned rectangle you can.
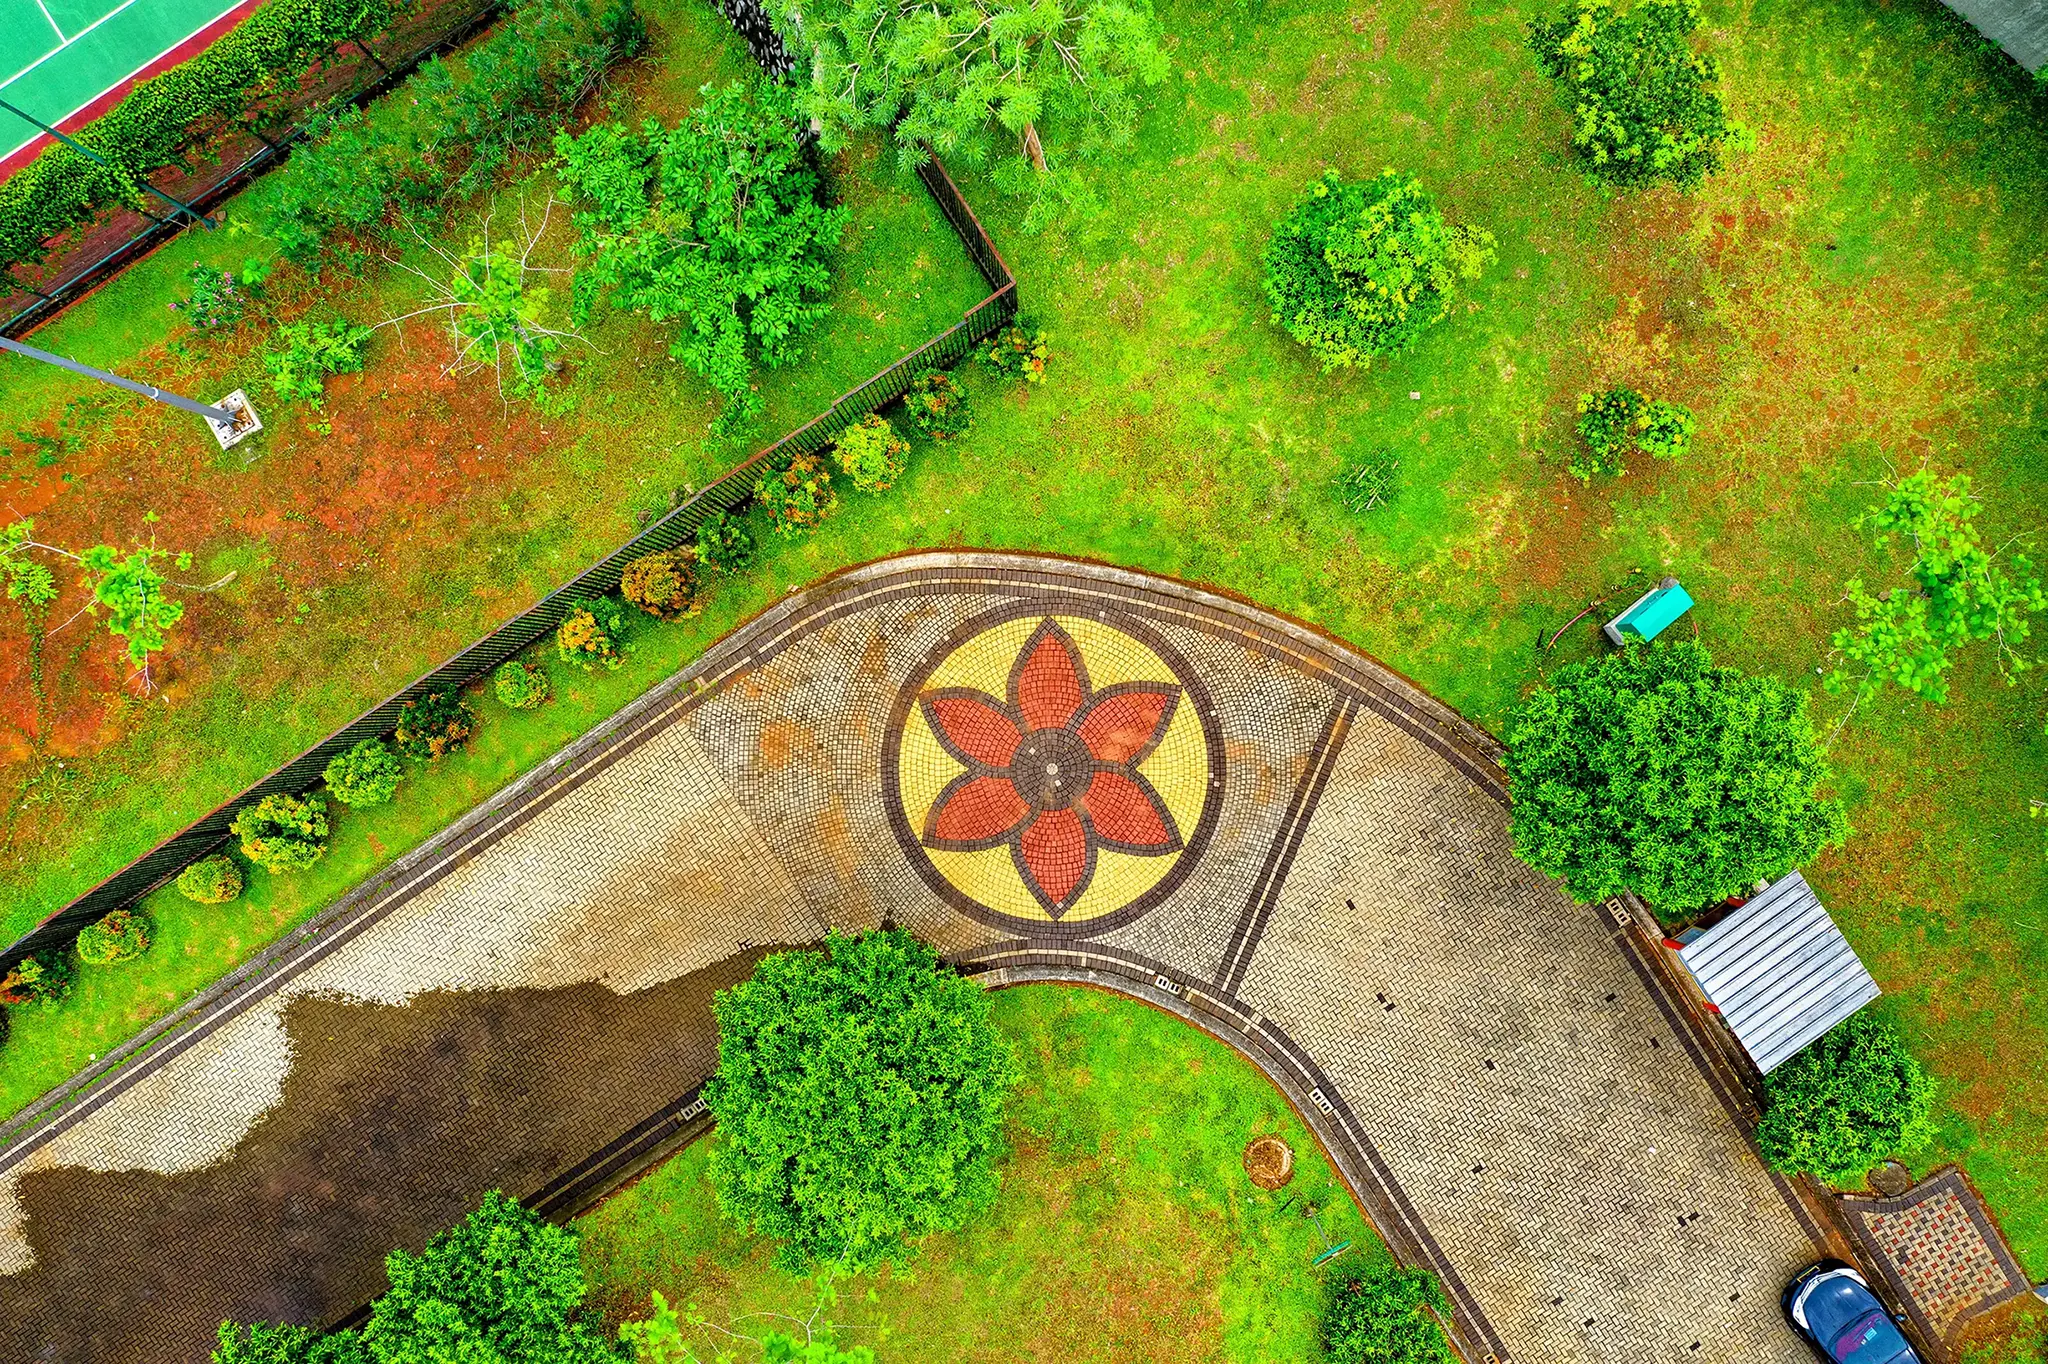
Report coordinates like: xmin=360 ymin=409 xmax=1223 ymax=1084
xmin=1019 ymin=807 xmax=1089 ymax=907
xmin=928 ymin=774 xmax=1029 ymax=845
xmin=1083 ymin=770 xmax=1175 ymax=850
xmin=1015 ymin=626 xmax=1085 ymax=732
xmin=924 ymin=693 xmax=1022 ymax=767
xmin=1076 ymin=686 xmax=1177 ymax=764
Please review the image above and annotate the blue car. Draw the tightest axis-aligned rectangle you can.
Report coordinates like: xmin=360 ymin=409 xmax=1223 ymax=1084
xmin=1783 ymin=1260 xmax=1921 ymax=1363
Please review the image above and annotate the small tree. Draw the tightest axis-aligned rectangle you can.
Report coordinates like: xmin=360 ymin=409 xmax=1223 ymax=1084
xmin=1757 ymin=1011 xmax=1937 ymax=1185
xmin=212 ymin=1321 xmax=364 ymax=1364
xmin=1506 ymin=640 xmax=1848 ymax=920
xmin=1570 ymin=387 xmax=1694 ymax=482
xmin=620 ymin=548 xmax=704 ymax=620
xmin=3 ymin=516 xmax=200 ymax=692
xmin=556 ymin=79 xmax=848 ymax=434
xmin=1264 ymin=170 xmax=1496 ymax=372
xmin=830 ymin=414 xmax=910 ymax=494
xmin=323 ymin=738 xmax=404 ymax=808
xmin=178 ymin=853 xmax=246 ymax=904
xmin=362 ymin=1190 xmax=617 ymax=1364
xmin=230 ymin=792 xmax=331 ymax=874
xmin=692 ymin=509 xmax=756 ymax=574
xmin=1324 ymin=1263 xmax=1459 ymax=1364
xmin=1528 ymin=0 xmax=1741 ymax=191
xmin=496 ymin=658 xmax=554 ymax=709
xmin=774 ymin=0 xmax=1169 ymax=228
xmin=0 ymin=949 xmax=75 ymax=1007
xmin=1827 ymin=469 xmax=2043 ymax=707
xmin=76 ymin=909 xmax=151 ymax=966
xmin=706 ymin=928 xmax=1019 ymax=1269
xmin=393 ymin=689 xmax=478 ymax=760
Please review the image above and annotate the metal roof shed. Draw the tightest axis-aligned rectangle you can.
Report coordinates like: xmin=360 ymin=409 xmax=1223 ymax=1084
xmin=1677 ymin=872 xmax=1881 ymax=1075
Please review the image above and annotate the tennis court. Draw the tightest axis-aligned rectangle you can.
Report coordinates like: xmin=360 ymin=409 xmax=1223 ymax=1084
xmin=1 ymin=0 xmax=262 ymax=171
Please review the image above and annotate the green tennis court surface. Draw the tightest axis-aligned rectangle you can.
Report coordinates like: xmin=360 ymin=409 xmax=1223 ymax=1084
xmin=2 ymin=0 xmax=252 ymax=166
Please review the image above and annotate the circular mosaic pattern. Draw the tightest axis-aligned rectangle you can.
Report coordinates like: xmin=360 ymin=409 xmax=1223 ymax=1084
xmin=883 ymin=602 xmax=1225 ymax=937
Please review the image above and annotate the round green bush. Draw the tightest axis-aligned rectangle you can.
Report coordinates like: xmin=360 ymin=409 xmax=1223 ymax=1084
xmin=394 ymin=689 xmax=477 ymax=760
xmin=754 ymin=451 xmax=838 ymax=538
xmin=831 ymin=414 xmax=910 ymax=494
xmin=494 ymin=658 xmax=553 ymax=710
xmin=176 ymin=853 xmax=245 ymax=904
xmin=693 ymin=509 xmax=756 ymax=574
xmin=230 ymin=792 xmax=331 ymax=873
xmin=1757 ymin=1011 xmax=1937 ymax=1185
xmin=324 ymin=737 xmax=403 ymax=808
xmin=1571 ymin=387 xmax=1695 ymax=481
xmin=705 ymin=928 xmax=1019 ymax=1269
xmin=555 ymin=599 xmax=626 ymax=672
xmin=904 ymin=368 xmax=971 ymax=440
xmin=979 ymin=324 xmax=1048 ymax=383
xmin=1324 ymin=1263 xmax=1458 ymax=1364
xmin=620 ymin=547 xmax=704 ymax=621
xmin=76 ymin=909 xmax=151 ymax=966
xmin=0 ymin=949 xmax=76 ymax=1007
xmin=1263 ymin=169 xmax=1495 ymax=371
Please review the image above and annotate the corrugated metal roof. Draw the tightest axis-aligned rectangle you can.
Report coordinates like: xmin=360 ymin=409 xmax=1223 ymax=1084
xmin=1678 ymin=871 xmax=1881 ymax=1075
xmin=1942 ymin=0 xmax=2047 ymax=72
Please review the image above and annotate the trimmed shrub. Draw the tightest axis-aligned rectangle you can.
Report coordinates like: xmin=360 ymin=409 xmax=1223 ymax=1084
xmin=1528 ymin=0 xmax=1740 ymax=191
xmin=1506 ymin=640 xmax=1848 ymax=918
xmin=1264 ymin=169 xmax=1496 ymax=371
xmin=1324 ymin=1263 xmax=1459 ymax=1364
xmin=621 ymin=547 xmax=705 ymax=621
xmin=980 ymin=324 xmax=1049 ymax=383
xmin=77 ymin=909 xmax=151 ymax=966
xmin=706 ymin=928 xmax=1019 ymax=1269
xmin=755 ymin=450 xmax=838 ymax=538
xmin=394 ymin=689 xmax=477 ymax=760
xmin=1757 ymin=1011 xmax=1938 ymax=1185
xmin=556 ymin=598 xmax=625 ymax=671
xmin=904 ymin=368 xmax=971 ymax=440
xmin=265 ymin=320 xmax=373 ymax=407
xmin=1571 ymin=387 xmax=1694 ymax=481
xmin=324 ymin=737 xmax=403 ymax=808
xmin=177 ymin=853 xmax=245 ymax=903
xmin=494 ymin=658 xmax=553 ymax=709
xmin=693 ymin=509 xmax=756 ymax=574
xmin=0 ymin=949 xmax=76 ymax=1007
xmin=230 ymin=792 xmax=331 ymax=873
xmin=831 ymin=414 xmax=910 ymax=494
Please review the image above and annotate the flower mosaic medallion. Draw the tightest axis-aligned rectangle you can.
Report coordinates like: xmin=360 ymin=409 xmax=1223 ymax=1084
xmin=883 ymin=605 xmax=1225 ymax=936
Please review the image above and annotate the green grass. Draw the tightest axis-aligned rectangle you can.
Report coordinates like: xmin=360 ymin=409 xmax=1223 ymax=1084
xmin=577 ymin=985 xmax=1385 ymax=1362
xmin=6 ymin=0 xmax=2048 ymax=1287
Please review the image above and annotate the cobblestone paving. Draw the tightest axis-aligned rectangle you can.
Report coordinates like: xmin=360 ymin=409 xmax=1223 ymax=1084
xmin=1 ymin=553 xmax=1824 ymax=1364
xmin=1844 ymin=1167 xmax=2033 ymax=1353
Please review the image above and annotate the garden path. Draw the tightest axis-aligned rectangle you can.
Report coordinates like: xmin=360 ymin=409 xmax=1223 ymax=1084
xmin=0 ymin=552 xmax=1824 ymax=1364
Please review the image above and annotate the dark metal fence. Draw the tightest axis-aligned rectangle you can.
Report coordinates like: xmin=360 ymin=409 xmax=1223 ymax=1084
xmin=0 ymin=0 xmax=509 ymax=338
xmin=0 ymin=153 xmax=1015 ymax=977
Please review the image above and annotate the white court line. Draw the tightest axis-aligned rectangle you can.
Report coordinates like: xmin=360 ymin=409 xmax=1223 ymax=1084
xmin=0 ymin=0 xmax=143 ymax=92
xmin=33 ymin=0 xmax=67 ymax=43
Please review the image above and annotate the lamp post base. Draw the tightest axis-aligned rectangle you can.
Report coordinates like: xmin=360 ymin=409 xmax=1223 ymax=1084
xmin=206 ymin=390 xmax=262 ymax=450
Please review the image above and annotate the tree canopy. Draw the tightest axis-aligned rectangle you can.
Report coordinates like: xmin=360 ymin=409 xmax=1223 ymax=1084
xmin=1323 ymin=1263 xmax=1458 ymax=1364
xmin=1262 ymin=169 xmax=1495 ymax=371
xmin=705 ymin=928 xmax=1019 ymax=1268
xmin=555 ymin=77 xmax=847 ymax=432
xmin=774 ymin=0 xmax=1168 ymax=227
xmin=1527 ymin=0 xmax=1740 ymax=191
xmin=1827 ymin=468 xmax=2043 ymax=706
xmin=1505 ymin=640 xmax=1848 ymax=919
xmin=1756 ymin=1011 xmax=1937 ymax=1185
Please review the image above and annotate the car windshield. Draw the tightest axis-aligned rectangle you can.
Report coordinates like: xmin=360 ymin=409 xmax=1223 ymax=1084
xmin=1833 ymin=1309 xmax=1914 ymax=1363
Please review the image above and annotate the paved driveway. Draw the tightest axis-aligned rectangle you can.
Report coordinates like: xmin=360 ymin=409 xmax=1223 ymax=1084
xmin=0 ymin=553 xmax=1824 ymax=1363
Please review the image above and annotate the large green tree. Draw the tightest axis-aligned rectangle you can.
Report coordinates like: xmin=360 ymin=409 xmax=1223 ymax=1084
xmin=1756 ymin=1011 xmax=1937 ymax=1185
xmin=705 ymin=928 xmax=1019 ymax=1268
xmin=1505 ymin=640 xmax=1848 ymax=919
xmin=773 ymin=0 xmax=1169 ymax=227
xmin=555 ymin=77 xmax=847 ymax=433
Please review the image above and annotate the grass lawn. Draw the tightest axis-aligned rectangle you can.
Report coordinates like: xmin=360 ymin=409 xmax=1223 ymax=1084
xmin=577 ymin=985 xmax=1384 ymax=1362
xmin=5 ymin=0 xmax=2047 ymax=1291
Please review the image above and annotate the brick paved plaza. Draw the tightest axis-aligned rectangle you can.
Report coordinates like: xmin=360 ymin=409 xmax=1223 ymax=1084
xmin=0 ymin=553 xmax=1826 ymax=1363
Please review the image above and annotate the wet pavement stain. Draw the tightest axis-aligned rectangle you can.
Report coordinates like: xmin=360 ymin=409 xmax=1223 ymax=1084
xmin=0 ymin=951 xmax=771 ymax=1364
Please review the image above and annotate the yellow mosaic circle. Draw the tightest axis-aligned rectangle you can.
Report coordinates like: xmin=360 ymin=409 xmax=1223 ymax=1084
xmin=888 ymin=610 xmax=1221 ymax=933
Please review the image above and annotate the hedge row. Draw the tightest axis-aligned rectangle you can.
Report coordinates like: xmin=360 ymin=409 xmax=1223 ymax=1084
xmin=0 ymin=0 xmax=397 ymax=271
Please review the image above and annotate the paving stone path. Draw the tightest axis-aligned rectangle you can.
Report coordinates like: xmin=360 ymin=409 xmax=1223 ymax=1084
xmin=1842 ymin=1167 xmax=2034 ymax=1356
xmin=0 ymin=553 xmax=1829 ymax=1364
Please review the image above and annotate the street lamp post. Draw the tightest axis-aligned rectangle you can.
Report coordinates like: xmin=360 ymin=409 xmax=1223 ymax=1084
xmin=0 ymin=337 xmax=260 ymax=449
